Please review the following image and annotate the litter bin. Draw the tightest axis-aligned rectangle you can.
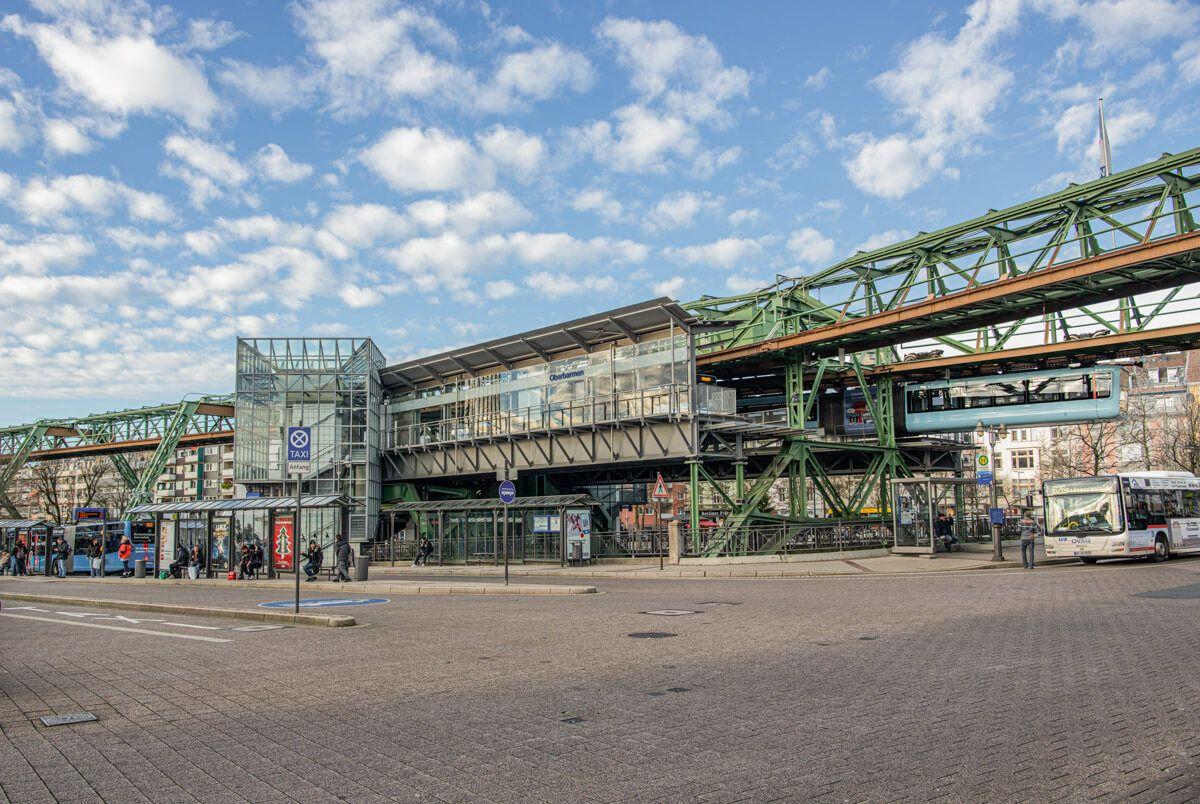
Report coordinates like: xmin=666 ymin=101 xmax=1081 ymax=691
xmin=571 ymin=542 xmax=583 ymax=564
xmin=133 ymin=559 xmax=146 ymax=579
xmin=354 ymin=555 xmax=369 ymax=581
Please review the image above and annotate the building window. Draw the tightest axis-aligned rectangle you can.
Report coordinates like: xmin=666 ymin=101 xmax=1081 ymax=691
xmin=1011 ymin=449 xmax=1036 ymax=470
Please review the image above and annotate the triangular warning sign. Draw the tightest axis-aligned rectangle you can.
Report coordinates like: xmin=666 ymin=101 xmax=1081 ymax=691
xmin=652 ymin=472 xmax=671 ymax=500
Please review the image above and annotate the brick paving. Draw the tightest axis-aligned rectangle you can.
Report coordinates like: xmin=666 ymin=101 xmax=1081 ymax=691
xmin=3 ymin=560 xmax=1200 ymax=801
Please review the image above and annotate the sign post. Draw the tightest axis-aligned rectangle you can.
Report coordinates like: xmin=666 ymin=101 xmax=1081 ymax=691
xmin=499 ymin=478 xmax=516 ymax=585
xmin=652 ymin=472 xmax=671 ymax=571
xmin=286 ymin=426 xmax=311 ymax=614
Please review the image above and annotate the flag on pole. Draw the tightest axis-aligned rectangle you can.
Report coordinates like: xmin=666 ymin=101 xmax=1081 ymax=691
xmin=1097 ymin=97 xmax=1113 ymax=178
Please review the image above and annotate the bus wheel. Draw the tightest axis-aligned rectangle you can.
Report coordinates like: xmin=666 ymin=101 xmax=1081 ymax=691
xmin=1153 ymin=536 xmax=1170 ymax=562
xmin=1079 ymin=557 xmax=1098 ymax=565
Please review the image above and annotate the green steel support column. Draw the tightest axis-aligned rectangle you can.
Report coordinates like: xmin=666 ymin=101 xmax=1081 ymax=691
xmin=796 ymin=444 xmax=808 ymax=517
xmin=108 ymin=454 xmax=139 ymax=490
xmin=784 ymin=356 xmax=805 ymax=429
xmin=787 ymin=463 xmax=799 ymax=517
xmin=688 ymin=460 xmax=701 ymax=550
xmin=734 ymin=461 xmax=745 ymax=503
xmin=123 ymin=400 xmax=201 ymax=519
xmin=0 ymin=424 xmax=49 ymax=508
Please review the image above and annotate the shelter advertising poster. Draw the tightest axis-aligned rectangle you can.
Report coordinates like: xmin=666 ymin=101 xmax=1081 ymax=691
xmin=565 ymin=509 xmax=591 ymax=560
xmin=273 ymin=516 xmax=294 ymax=571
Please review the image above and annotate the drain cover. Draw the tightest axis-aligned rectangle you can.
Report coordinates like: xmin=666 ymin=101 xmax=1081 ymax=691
xmin=643 ymin=610 xmax=694 ymax=616
xmin=698 ymin=601 xmax=742 ymax=606
xmin=1136 ymin=584 xmax=1200 ymax=599
xmin=628 ymin=631 xmax=677 ymax=639
xmin=40 ymin=713 xmax=97 ymax=727
xmin=857 ymin=636 xmax=877 ymax=641
xmin=560 ymin=716 xmax=585 ymax=724
xmin=666 ymin=687 xmax=690 ymax=693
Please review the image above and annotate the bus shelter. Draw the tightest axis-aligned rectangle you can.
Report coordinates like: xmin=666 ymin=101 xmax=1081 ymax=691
xmin=890 ymin=477 xmax=988 ymax=555
xmin=380 ymin=494 xmax=599 ymax=565
xmin=127 ymin=495 xmax=351 ymax=578
xmin=0 ymin=519 xmax=52 ymax=574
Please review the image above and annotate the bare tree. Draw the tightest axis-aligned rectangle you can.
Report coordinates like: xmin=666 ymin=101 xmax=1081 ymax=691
xmin=1040 ymin=421 xmax=1122 ymax=479
xmin=96 ymin=472 xmax=136 ymax=517
xmin=1119 ymin=391 xmax=1157 ymax=472
xmin=30 ymin=462 xmax=67 ymax=524
xmin=75 ymin=458 xmax=110 ymax=508
xmin=1157 ymin=394 xmax=1200 ymax=475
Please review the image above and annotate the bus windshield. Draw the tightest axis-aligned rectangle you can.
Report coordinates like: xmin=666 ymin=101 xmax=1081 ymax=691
xmin=1045 ymin=478 xmax=1121 ymax=534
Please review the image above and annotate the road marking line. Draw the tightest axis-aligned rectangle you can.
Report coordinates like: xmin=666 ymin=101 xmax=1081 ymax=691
xmin=159 ymin=622 xmax=221 ymax=630
xmin=0 ymin=613 xmax=231 ymax=643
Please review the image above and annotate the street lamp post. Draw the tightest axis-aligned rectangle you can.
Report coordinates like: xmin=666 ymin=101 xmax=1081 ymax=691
xmin=976 ymin=422 xmax=1008 ymax=562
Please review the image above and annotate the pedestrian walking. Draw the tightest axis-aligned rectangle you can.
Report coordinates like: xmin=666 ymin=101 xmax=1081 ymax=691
xmin=87 ymin=537 xmax=104 ymax=578
xmin=301 ymin=539 xmax=323 ymax=581
xmin=334 ymin=534 xmax=352 ymax=582
xmin=0 ymin=547 xmax=10 ymax=575
xmin=117 ymin=536 xmax=133 ymax=577
xmin=1019 ymin=511 xmax=1041 ymax=569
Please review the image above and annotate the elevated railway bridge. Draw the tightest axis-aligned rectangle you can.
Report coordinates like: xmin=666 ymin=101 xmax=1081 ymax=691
xmin=3 ymin=146 xmax=1200 ymax=555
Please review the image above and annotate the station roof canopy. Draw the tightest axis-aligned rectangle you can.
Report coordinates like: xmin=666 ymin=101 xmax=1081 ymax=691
xmin=378 ymin=297 xmax=694 ymax=390
xmin=0 ymin=519 xmax=51 ymax=529
xmin=127 ymin=495 xmax=351 ymax=514
xmin=382 ymin=494 xmax=598 ymax=512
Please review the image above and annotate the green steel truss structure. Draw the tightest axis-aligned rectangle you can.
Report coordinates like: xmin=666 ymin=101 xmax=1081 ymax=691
xmin=684 ymin=147 xmax=1200 ymax=555
xmin=0 ymin=395 xmax=235 ymax=519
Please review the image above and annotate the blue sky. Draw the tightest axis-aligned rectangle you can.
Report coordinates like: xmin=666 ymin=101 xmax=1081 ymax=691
xmin=1 ymin=0 xmax=1199 ymax=423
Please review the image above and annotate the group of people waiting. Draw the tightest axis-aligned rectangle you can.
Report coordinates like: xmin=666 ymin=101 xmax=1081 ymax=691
xmin=0 ymin=538 xmax=31 ymax=575
xmin=300 ymin=535 xmax=354 ymax=582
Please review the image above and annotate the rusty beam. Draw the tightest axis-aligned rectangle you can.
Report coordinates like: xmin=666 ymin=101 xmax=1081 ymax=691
xmin=21 ymin=430 xmax=235 ymax=461
xmin=702 ymin=232 xmax=1200 ymax=365
xmin=870 ymin=321 xmax=1200 ymax=377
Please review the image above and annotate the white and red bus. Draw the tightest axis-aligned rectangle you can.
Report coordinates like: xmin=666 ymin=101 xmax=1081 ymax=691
xmin=1043 ymin=471 xmax=1200 ymax=563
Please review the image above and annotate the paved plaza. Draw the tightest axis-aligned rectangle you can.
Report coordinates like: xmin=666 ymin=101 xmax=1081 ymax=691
xmin=3 ymin=560 xmax=1200 ymax=802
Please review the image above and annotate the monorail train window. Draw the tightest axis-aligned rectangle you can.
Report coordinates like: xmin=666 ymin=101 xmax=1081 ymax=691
xmin=1029 ymin=374 xmax=1089 ymax=403
xmin=949 ymin=380 xmax=1025 ymax=408
xmin=1091 ymin=371 xmax=1112 ymax=398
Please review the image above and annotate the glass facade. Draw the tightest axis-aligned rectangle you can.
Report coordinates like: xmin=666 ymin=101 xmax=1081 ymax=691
xmin=235 ymin=338 xmax=384 ymax=542
xmin=385 ymin=333 xmax=725 ymax=448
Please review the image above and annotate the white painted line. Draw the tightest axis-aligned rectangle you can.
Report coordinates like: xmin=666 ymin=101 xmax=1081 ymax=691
xmin=159 ymin=622 xmax=222 ymax=630
xmin=0 ymin=612 xmax=232 ymax=643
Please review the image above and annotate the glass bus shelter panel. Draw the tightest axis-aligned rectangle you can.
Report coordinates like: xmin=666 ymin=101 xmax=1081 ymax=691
xmin=894 ymin=483 xmax=934 ymax=550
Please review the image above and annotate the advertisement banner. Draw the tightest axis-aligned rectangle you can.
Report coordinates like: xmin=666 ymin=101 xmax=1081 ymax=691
xmin=565 ymin=509 xmax=592 ymax=561
xmin=273 ymin=515 xmax=294 ymax=571
xmin=843 ymin=387 xmax=877 ymax=435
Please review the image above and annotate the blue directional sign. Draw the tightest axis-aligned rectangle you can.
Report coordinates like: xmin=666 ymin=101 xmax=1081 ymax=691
xmin=499 ymin=480 xmax=517 ymax=505
xmin=286 ymin=426 xmax=311 ymax=474
xmin=977 ymin=470 xmax=992 ymax=486
xmin=988 ymin=507 xmax=1006 ymax=526
xmin=259 ymin=597 xmax=389 ymax=609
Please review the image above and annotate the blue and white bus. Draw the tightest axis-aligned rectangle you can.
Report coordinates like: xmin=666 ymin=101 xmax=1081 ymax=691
xmin=1043 ymin=471 xmax=1200 ymax=563
xmin=64 ymin=520 xmax=157 ymax=574
xmin=903 ymin=366 xmax=1121 ymax=433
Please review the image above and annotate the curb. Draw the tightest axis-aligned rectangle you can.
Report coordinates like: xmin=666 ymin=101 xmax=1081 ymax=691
xmin=0 ymin=591 xmax=356 ymax=627
xmin=3 ymin=577 xmax=597 ymax=596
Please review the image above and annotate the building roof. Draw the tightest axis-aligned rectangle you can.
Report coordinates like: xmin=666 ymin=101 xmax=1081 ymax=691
xmin=0 ymin=519 xmax=51 ymax=529
xmin=378 ymin=297 xmax=694 ymax=390
xmin=127 ymin=495 xmax=351 ymax=514
xmin=382 ymin=494 xmax=598 ymax=512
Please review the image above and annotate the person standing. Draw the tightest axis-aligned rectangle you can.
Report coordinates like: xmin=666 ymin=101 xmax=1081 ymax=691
xmin=188 ymin=544 xmax=205 ymax=580
xmin=1019 ymin=511 xmax=1041 ymax=569
xmin=334 ymin=534 xmax=352 ymax=582
xmin=87 ymin=537 xmax=104 ymax=578
xmin=13 ymin=538 xmax=28 ymax=576
xmin=117 ymin=536 xmax=133 ymax=578
xmin=53 ymin=537 xmax=70 ymax=578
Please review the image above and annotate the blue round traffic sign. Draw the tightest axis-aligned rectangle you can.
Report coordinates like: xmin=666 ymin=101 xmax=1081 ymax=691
xmin=499 ymin=480 xmax=517 ymax=505
xmin=259 ymin=597 xmax=389 ymax=609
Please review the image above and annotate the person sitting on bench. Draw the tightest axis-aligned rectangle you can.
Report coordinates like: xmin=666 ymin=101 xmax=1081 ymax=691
xmin=301 ymin=540 xmax=323 ymax=581
xmin=168 ymin=544 xmax=189 ymax=579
